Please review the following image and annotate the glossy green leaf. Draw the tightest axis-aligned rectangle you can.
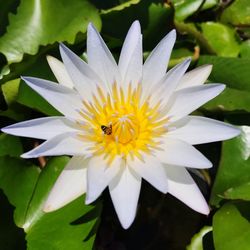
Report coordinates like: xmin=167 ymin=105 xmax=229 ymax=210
xmin=187 ymin=226 xmax=212 ymax=250
xmin=210 ymin=126 xmax=250 ymax=206
xmin=240 ymin=40 xmax=250 ymax=58
xmin=1 ymin=78 xmax=20 ymax=105
xmin=101 ymin=0 xmax=140 ymax=14
xmin=198 ymin=56 xmax=250 ymax=111
xmin=0 ymin=134 xmax=23 ymax=157
xmin=24 ymin=157 xmax=101 ymax=250
xmin=0 ymin=135 xmax=100 ymax=249
xmin=17 ymin=80 xmax=60 ymax=116
xmin=0 ymin=155 xmax=101 ymax=250
xmin=0 ymin=157 xmax=40 ymax=226
xmin=201 ymin=22 xmax=240 ymax=57
xmin=221 ymin=0 xmax=250 ymax=25
xmin=213 ymin=203 xmax=250 ymax=250
xmin=203 ymin=87 xmax=250 ymax=112
xmin=173 ymin=0 xmax=218 ymax=21
xmin=0 ymin=0 xmax=101 ymax=65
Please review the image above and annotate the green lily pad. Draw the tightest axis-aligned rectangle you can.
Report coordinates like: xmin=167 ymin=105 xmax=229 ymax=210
xmin=200 ymin=22 xmax=240 ymax=57
xmin=220 ymin=0 xmax=250 ymax=26
xmin=0 ymin=133 xmax=23 ymax=157
xmin=0 ymin=0 xmax=101 ymax=65
xmin=173 ymin=0 xmax=218 ymax=22
xmin=213 ymin=202 xmax=250 ymax=250
xmin=187 ymin=226 xmax=212 ymax=250
xmin=210 ymin=126 xmax=250 ymax=206
xmin=0 ymin=154 xmax=101 ymax=250
xmin=198 ymin=56 xmax=250 ymax=112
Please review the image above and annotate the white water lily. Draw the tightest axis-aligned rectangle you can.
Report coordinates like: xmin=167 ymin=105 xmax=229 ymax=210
xmin=2 ymin=21 xmax=240 ymax=229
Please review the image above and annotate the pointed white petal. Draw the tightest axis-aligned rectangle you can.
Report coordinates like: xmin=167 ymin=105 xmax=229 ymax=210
xmin=46 ymin=55 xmax=74 ymax=88
xmin=123 ymin=35 xmax=142 ymax=89
xmin=87 ymin=23 xmax=120 ymax=87
xmin=129 ymin=155 xmax=168 ymax=193
xmin=149 ymin=58 xmax=191 ymax=107
xmin=85 ymin=156 xmax=122 ymax=204
xmin=59 ymin=43 xmax=104 ymax=98
xmin=109 ymin=166 xmax=141 ymax=229
xmin=177 ymin=64 xmax=212 ymax=90
xmin=165 ymin=165 xmax=210 ymax=215
xmin=168 ymin=116 xmax=240 ymax=145
xmin=118 ymin=20 xmax=141 ymax=79
xmin=1 ymin=117 xmax=80 ymax=140
xmin=21 ymin=132 xmax=90 ymax=158
xmin=118 ymin=21 xmax=142 ymax=88
xmin=143 ymin=30 xmax=176 ymax=89
xmin=21 ymin=77 xmax=83 ymax=120
xmin=156 ymin=138 xmax=212 ymax=168
xmin=43 ymin=156 xmax=87 ymax=212
xmin=166 ymin=84 xmax=225 ymax=121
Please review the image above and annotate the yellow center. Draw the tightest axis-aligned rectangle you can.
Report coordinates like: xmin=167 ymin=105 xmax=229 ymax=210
xmin=78 ymin=83 xmax=168 ymax=164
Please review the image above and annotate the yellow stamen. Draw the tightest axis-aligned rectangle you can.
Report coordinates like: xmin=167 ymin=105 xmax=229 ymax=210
xmin=77 ymin=83 xmax=169 ymax=164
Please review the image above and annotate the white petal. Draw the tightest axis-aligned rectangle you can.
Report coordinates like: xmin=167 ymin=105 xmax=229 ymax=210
xmin=166 ymin=84 xmax=225 ymax=121
xmin=109 ymin=166 xmax=141 ymax=229
xmin=59 ymin=43 xmax=103 ymax=99
xmin=168 ymin=116 xmax=240 ymax=145
xmin=87 ymin=23 xmax=120 ymax=87
xmin=21 ymin=132 xmax=90 ymax=158
xmin=118 ymin=21 xmax=141 ymax=77
xmin=21 ymin=77 xmax=83 ymax=120
xmin=1 ymin=117 xmax=80 ymax=140
xmin=149 ymin=58 xmax=191 ymax=107
xmin=85 ymin=156 xmax=122 ymax=204
xmin=123 ymin=35 xmax=142 ymax=89
xmin=129 ymin=155 xmax=168 ymax=193
xmin=118 ymin=21 xmax=142 ymax=87
xmin=156 ymin=138 xmax=212 ymax=168
xmin=43 ymin=156 xmax=87 ymax=212
xmin=46 ymin=55 xmax=74 ymax=88
xmin=143 ymin=30 xmax=176 ymax=89
xmin=177 ymin=64 xmax=212 ymax=90
xmin=165 ymin=165 xmax=210 ymax=215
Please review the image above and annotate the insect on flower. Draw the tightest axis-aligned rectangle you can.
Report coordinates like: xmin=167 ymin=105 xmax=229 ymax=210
xmin=1 ymin=20 xmax=240 ymax=229
xmin=101 ymin=124 xmax=112 ymax=135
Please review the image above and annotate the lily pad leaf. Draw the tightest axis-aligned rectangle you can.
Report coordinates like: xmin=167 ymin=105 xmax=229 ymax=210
xmin=200 ymin=22 xmax=240 ymax=57
xmin=213 ymin=202 xmax=250 ymax=250
xmin=0 ymin=155 xmax=101 ymax=250
xmin=0 ymin=0 xmax=101 ymax=65
xmin=198 ymin=56 xmax=250 ymax=112
xmin=220 ymin=0 xmax=250 ymax=26
xmin=210 ymin=126 xmax=250 ymax=206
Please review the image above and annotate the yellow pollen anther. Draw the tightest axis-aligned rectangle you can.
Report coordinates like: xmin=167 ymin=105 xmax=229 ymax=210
xmin=78 ymin=84 xmax=169 ymax=162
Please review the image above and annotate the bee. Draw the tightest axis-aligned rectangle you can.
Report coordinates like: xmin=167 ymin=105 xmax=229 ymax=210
xmin=101 ymin=124 xmax=112 ymax=135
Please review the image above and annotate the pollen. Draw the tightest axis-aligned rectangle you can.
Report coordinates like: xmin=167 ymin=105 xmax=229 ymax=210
xmin=78 ymin=82 xmax=169 ymax=164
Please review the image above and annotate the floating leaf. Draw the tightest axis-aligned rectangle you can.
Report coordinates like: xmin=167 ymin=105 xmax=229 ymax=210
xmin=213 ymin=202 xmax=250 ymax=250
xmin=101 ymin=0 xmax=140 ymax=14
xmin=0 ymin=134 xmax=23 ymax=157
xmin=0 ymin=0 xmax=101 ymax=65
xmin=173 ymin=0 xmax=218 ymax=21
xmin=200 ymin=22 xmax=240 ymax=57
xmin=187 ymin=226 xmax=212 ymax=250
xmin=198 ymin=56 xmax=250 ymax=111
xmin=240 ymin=40 xmax=250 ymax=58
xmin=0 ymin=153 xmax=101 ymax=250
xmin=17 ymin=80 xmax=60 ymax=116
xmin=221 ymin=0 xmax=250 ymax=25
xmin=210 ymin=126 xmax=250 ymax=206
xmin=1 ymin=78 xmax=20 ymax=105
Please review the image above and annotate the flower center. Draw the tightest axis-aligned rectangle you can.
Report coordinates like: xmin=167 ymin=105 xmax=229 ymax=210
xmin=78 ymin=83 xmax=168 ymax=163
xmin=110 ymin=113 xmax=138 ymax=144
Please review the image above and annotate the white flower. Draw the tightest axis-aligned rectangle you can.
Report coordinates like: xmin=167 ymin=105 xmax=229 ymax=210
xmin=2 ymin=21 xmax=240 ymax=229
